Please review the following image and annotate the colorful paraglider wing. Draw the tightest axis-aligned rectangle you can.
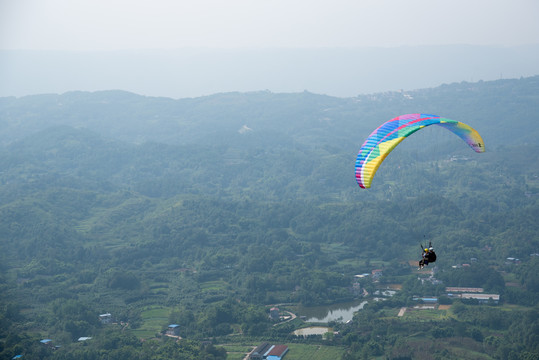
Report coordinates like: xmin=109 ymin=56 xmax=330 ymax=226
xmin=355 ymin=114 xmax=485 ymax=189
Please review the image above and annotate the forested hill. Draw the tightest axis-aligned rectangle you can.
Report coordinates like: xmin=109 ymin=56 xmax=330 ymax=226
xmin=0 ymin=76 xmax=538 ymax=359
xmin=1 ymin=76 xmax=538 ymax=148
xmin=0 ymin=76 xmax=537 ymax=202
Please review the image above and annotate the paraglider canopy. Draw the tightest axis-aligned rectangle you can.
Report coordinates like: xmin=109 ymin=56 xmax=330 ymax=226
xmin=355 ymin=113 xmax=485 ymax=189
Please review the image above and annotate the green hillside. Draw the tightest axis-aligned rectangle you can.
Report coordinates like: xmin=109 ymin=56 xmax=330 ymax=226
xmin=0 ymin=77 xmax=538 ymax=359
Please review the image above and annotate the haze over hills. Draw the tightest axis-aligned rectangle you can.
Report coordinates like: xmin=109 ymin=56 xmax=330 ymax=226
xmin=3 ymin=0 xmax=539 ymax=356
xmin=1 ymin=75 xmax=538 ymax=148
xmin=0 ymin=75 xmax=537 ymax=207
xmin=1 ymin=45 xmax=539 ymax=98
xmin=0 ymin=75 xmax=538 ymax=359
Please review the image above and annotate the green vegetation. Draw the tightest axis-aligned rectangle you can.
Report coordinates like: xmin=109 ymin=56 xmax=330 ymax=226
xmin=286 ymin=343 xmax=346 ymax=360
xmin=132 ymin=306 xmax=172 ymax=339
xmin=0 ymin=77 xmax=538 ymax=359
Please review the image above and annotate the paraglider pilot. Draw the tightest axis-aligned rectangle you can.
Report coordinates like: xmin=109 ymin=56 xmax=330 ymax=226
xmin=419 ymin=242 xmax=436 ymax=269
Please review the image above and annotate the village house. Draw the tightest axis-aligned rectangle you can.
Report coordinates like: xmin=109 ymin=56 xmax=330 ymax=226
xmin=266 ymin=344 xmax=289 ymax=360
xmin=40 ymin=339 xmax=60 ymax=350
xmin=453 ymin=293 xmax=500 ymax=304
xmin=269 ymin=307 xmax=280 ymax=321
xmin=354 ymin=273 xmax=370 ymax=279
xmin=250 ymin=342 xmax=271 ymax=360
xmin=371 ymin=269 xmax=383 ymax=280
xmin=40 ymin=339 xmax=53 ymax=347
xmin=446 ymin=287 xmax=484 ymax=293
xmin=99 ymin=313 xmax=112 ymax=324
xmin=444 ymin=287 xmax=499 ymax=304
xmin=166 ymin=324 xmax=181 ymax=336
xmin=505 ymin=257 xmax=521 ymax=265
xmin=249 ymin=342 xmax=289 ymax=360
xmin=413 ymin=297 xmax=438 ymax=304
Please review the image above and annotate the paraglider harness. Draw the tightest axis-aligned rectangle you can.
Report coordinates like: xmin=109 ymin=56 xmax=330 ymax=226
xmin=419 ymin=242 xmax=436 ymax=269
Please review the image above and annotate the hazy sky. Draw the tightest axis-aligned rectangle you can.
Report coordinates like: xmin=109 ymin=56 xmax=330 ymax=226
xmin=2 ymin=0 xmax=538 ymax=50
xmin=1 ymin=0 xmax=539 ymax=98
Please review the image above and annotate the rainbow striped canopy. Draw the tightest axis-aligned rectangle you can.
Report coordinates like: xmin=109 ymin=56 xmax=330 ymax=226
xmin=355 ymin=114 xmax=485 ymax=189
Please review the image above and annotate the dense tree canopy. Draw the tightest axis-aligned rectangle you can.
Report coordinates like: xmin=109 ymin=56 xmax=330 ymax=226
xmin=0 ymin=76 xmax=538 ymax=359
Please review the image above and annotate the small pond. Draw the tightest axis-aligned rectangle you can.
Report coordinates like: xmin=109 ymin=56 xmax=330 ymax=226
xmin=297 ymin=300 xmax=368 ymax=323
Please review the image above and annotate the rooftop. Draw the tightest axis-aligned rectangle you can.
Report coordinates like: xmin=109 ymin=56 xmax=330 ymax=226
xmin=460 ymin=293 xmax=500 ymax=301
xmin=446 ymin=287 xmax=484 ymax=293
xmin=267 ymin=344 xmax=289 ymax=357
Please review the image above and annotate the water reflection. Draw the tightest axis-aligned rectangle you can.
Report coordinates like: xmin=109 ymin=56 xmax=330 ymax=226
xmin=297 ymin=300 xmax=368 ymax=323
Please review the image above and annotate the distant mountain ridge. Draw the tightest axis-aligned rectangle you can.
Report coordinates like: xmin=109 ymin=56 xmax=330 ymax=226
xmin=2 ymin=45 xmax=539 ymax=98
xmin=0 ymin=76 xmax=538 ymax=150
